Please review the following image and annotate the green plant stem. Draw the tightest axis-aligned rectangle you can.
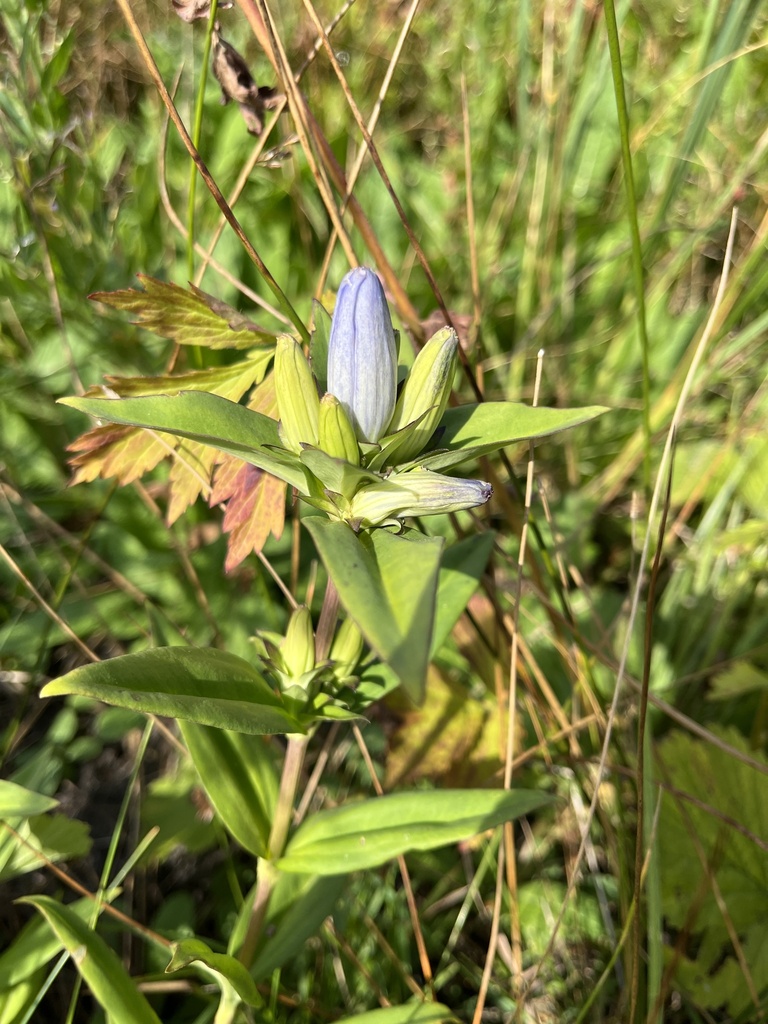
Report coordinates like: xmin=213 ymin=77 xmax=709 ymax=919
xmin=603 ymin=0 xmax=651 ymax=497
xmin=238 ymin=733 xmax=309 ymax=968
xmin=187 ymin=2 xmax=219 ymax=289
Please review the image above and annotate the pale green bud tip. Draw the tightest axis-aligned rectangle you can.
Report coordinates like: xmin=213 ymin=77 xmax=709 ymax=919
xmin=275 ymin=335 xmax=320 ymax=453
xmin=348 ymin=469 xmax=491 ymax=526
xmin=282 ymin=606 xmax=316 ymax=678
xmin=326 ymin=267 xmax=397 ymax=444
xmin=393 ymin=468 xmax=492 ymax=518
xmin=318 ymin=393 xmax=360 ymax=465
xmin=330 ymin=618 xmax=364 ymax=678
xmin=387 ymin=327 xmax=459 ymax=462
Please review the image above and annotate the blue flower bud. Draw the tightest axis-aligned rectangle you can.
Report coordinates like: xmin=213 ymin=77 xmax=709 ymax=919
xmin=326 ymin=267 xmax=397 ymax=443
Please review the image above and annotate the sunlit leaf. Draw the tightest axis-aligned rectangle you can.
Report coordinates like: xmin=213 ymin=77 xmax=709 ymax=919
xmin=66 ymin=357 xmax=273 ymax=524
xmin=278 ymin=789 xmax=553 ymax=874
xmin=41 ymin=647 xmax=304 ymax=736
xmin=334 ymin=1005 xmax=457 ymax=1024
xmin=304 ymin=519 xmax=443 ymax=703
xmin=91 ymin=275 xmax=274 ymax=349
xmin=212 ymin=460 xmax=286 ymax=571
xmin=61 ymin=391 xmax=311 ymax=493
xmin=385 ymin=668 xmax=501 ymax=789
xmin=0 ymin=780 xmax=58 ymax=819
xmin=418 ymin=403 xmax=608 ymax=472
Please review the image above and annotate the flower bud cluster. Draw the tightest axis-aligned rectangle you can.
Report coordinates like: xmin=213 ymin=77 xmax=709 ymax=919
xmin=271 ymin=266 xmax=491 ymax=528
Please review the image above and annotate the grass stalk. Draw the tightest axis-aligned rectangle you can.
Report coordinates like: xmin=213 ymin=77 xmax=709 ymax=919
xmin=602 ymin=0 xmax=651 ymax=497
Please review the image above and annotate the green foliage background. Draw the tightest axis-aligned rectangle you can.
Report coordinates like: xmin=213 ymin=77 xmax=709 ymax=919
xmin=1 ymin=0 xmax=768 ymax=1021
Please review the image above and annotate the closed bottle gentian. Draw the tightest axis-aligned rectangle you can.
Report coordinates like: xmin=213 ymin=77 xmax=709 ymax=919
xmin=326 ymin=267 xmax=397 ymax=444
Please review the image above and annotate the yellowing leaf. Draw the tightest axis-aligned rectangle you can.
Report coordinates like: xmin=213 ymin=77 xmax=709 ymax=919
xmin=385 ymin=668 xmax=502 ymax=789
xmin=91 ymin=275 xmax=275 ymax=349
xmin=66 ymin=356 xmax=273 ymax=527
xmin=68 ymin=423 xmax=170 ymax=485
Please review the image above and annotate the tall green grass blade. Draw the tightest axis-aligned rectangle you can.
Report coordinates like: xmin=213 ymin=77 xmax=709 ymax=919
xmin=603 ymin=0 xmax=651 ymax=494
xmin=19 ymin=897 xmax=162 ymax=1024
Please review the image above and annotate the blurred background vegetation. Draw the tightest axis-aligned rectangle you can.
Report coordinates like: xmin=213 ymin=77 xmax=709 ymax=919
xmin=1 ymin=0 xmax=767 ymax=1021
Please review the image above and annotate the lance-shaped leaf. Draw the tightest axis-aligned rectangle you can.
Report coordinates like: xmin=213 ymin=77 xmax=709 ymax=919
xmin=166 ymin=939 xmax=260 ymax=1007
xmin=179 ymin=723 xmax=278 ymax=857
xmin=244 ymin=873 xmax=347 ymax=982
xmin=91 ymin=275 xmax=273 ymax=348
xmin=417 ymin=402 xmax=608 ymax=472
xmin=0 ymin=781 xmax=58 ymax=819
xmin=303 ymin=519 xmax=443 ymax=702
xmin=20 ymin=896 xmax=162 ymax=1024
xmin=277 ymin=788 xmax=554 ymax=874
xmin=41 ymin=647 xmax=304 ymax=736
xmin=61 ymin=391 xmax=311 ymax=493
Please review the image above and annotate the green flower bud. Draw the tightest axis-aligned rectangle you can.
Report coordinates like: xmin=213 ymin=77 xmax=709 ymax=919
xmin=330 ymin=618 xmax=364 ymax=680
xmin=327 ymin=267 xmax=397 ymax=443
xmin=318 ymin=393 xmax=360 ymax=465
xmin=347 ymin=468 xmax=491 ymax=527
xmin=282 ymin=606 xmax=316 ymax=679
xmin=393 ymin=468 xmax=492 ymax=518
xmin=386 ymin=327 xmax=458 ymax=464
xmin=275 ymin=335 xmax=320 ymax=453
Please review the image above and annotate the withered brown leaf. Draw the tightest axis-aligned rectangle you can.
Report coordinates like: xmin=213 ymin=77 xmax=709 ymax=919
xmin=211 ymin=24 xmax=283 ymax=136
xmin=172 ymin=0 xmax=232 ymax=23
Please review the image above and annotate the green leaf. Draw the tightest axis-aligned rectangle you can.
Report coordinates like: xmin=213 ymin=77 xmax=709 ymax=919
xmin=247 ymin=873 xmax=347 ymax=983
xmin=708 ymin=661 xmax=768 ymax=701
xmin=179 ymin=722 xmax=278 ymax=857
xmin=0 ymin=780 xmax=58 ymax=819
xmin=0 ymin=898 xmax=92 ymax=992
xmin=60 ymin=391 xmax=311 ymax=493
xmin=310 ymin=299 xmax=332 ymax=393
xmin=419 ymin=403 xmax=608 ymax=471
xmin=299 ymin=446 xmax=380 ymax=497
xmin=431 ymin=532 xmax=495 ymax=656
xmin=304 ymin=520 xmax=443 ymax=702
xmin=0 ymin=813 xmax=91 ymax=882
xmin=334 ymin=1005 xmax=457 ymax=1024
xmin=91 ymin=276 xmax=274 ymax=349
xmin=20 ymin=896 xmax=162 ymax=1024
xmin=166 ymin=938 xmax=261 ymax=1007
xmin=658 ymin=728 xmax=768 ymax=1016
xmin=41 ymin=647 xmax=304 ymax=736
xmin=278 ymin=789 xmax=553 ymax=874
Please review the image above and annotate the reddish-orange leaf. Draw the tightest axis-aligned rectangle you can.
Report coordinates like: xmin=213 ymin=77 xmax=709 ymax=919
xmin=211 ymin=459 xmax=286 ymax=571
xmin=90 ymin=276 xmax=275 ymax=349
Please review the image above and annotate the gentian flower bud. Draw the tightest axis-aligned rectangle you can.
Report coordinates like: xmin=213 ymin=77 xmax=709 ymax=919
xmin=327 ymin=267 xmax=397 ymax=443
xmin=318 ymin=393 xmax=360 ymax=466
xmin=391 ymin=468 xmax=492 ymax=519
xmin=282 ymin=606 xmax=316 ymax=679
xmin=347 ymin=468 xmax=492 ymax=527
xmin=275 ymin=335 xmax=320 ymax=453
xmin=387 ymin=326 xmax=458 ymax=463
